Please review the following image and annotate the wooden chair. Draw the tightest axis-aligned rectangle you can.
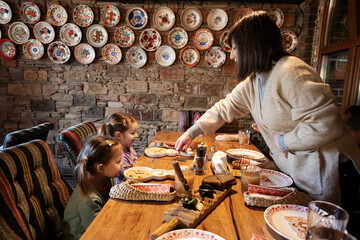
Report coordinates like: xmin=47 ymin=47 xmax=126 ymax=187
xmin=0 ymin=140 xmax=73 ymax=240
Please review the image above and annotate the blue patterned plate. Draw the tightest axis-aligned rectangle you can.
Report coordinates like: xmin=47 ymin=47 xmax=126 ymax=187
xmin=155 ymin=45 xmax=176 ymax=67
xmin=126 ymin=7 xmax=148 ymax=30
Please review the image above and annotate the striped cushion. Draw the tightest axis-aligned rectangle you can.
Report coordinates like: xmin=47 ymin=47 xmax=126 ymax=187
xmin=58 ymin=122 xmax=97 ymax=167
xmin=179 ymin=110 xmax=205 ymax=132
xmin=3 ymin=122 xmax=54 ymax=149
xmin=0 ymin=140 xmax=72 ymax=240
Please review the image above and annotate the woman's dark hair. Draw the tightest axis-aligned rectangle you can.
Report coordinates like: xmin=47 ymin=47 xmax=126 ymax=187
xmin=228 ymin=11 xmax=289 ymax=81
xmin=99 ymin=112 xmax=137 ymax=137
xmin=342 ymin=105 xmax=360 ymax=131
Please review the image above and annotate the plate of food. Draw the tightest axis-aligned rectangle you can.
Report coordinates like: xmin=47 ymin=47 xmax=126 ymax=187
xmin=139 ymin=28 xmax=162 ymax=51
xmin=124 ymin=166 xmax=188 ymax=182
xmin=261 ymin=169 xmax=293 ymax=188
xmin=215 ymin=134 xmax=238 ymax=141
xmin=0 ymin=1 xmax=12 ymax=24
xmin=281 ymin=30 xmax=297 ymax=53
xmin=153 ymin=7 xmax=175 ymax=31
xmin=20 ymin=2 xmax=40 ymax=24
xmin=100 ymin=5 xmax=120 ymax=27
xmin=114 ymin=26 xmax=135 ymax=48
xmin=180 ymin=7 xmax=202 ymax=31
xmin=155 ymin=45 xmax=176 ymax=67
xmin=47 ymin=4 xmax=67 ymax=26
xmin=34 ymin=21 xmax=55 ymax=44
xmin=74 ymin=43 xmax=95 ymax=65
xmin=193 ymin=28 xmax=214 ymax=51
xmin=207 ymin=9 xmax=228 ymax=31
xmin=205 ymin=46 xmax=226 ymax=68
xmin=126 ymin=7 xmax=148 ymax=30
xmin=167 ymin=27 xmax=188 ymax=49
xmin=60 ymin=23 xmax=82 ymax=46
xmin=156 ymin=229 xmax=225 ymax=240
xmin=145 ymin=147 xmax=194 ymax=158
xmin=73 ymin=4 xmax=94 ymax=27
xmin=180 ymin=46 xmax=200 ymax=67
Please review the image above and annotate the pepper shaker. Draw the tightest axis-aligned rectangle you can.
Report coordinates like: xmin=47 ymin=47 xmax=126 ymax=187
xmin=195 ymin=142 xmax=207 ymax=175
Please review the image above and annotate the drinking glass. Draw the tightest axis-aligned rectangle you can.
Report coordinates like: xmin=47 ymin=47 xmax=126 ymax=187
xmin=174 ymin=170 xmax=195 ymax=197
xmin=240 ymin=165 xmax=261 ymax=193
xmin=306 ymin=226 xmax=356 ymax=240
xmin=239 ymin=130 xmax=250 ymax=145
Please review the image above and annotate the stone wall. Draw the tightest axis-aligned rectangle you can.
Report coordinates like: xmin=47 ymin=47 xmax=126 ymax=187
xmin=0 ymin=0 xmax=318 ymax=174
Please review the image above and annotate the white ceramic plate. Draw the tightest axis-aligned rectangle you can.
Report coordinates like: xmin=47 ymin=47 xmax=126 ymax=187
xmin=205 ymin=46 xmax=226 ymax=68
xmin=220 ymin=30 xmax=231 ymax=52
xmin=114 ymin=26 xmax=135 ymax=48
xmin=261 ymin=169 xmax=293 ymax=188
xmin=47 ymin=41 xmax=71 ymax=64
xmin=193 ymin=28 xmax=214 ymax=51
xmin=47 ymin=4 xmax=67 ymax=26
xmin=153 ymin=7 xmax=175 ymax=31
xmin=268 ymin=8 xmax=284 ymax=28
xmin=34 ymin=21 xmax=55 ymax=44
xmin=74 ymin=43 xmax=95 ymax=65
xmin=167 ymin=27 xmax=188 ymax=49
xmin=264 ymin=204 xmax=308 ymax=240
xmin=102 ymin=43 xmax=122 ymax=65
xmin=23 ymin=39 xmax=44 ymax=60
xmin=86 ymin=24 xmax=108 ymax=48
xmin=0 ymin=1 xmax=12 ymax=24
xmin=100 ymin=5 xmax=120 ymax=27
xmin=126 ymin=7 xmax=148 ymax=30
xmin=60 ymin=23 xmax=82 ymax=46
xmin=155 ymin=45 xmax=176 ymax=67
xmin=226 ymin=149 xmax=265 ymax=160
xmin=73 ymin=4 xmax=94 ymax=27
xmin=281 ymin=30 xmax=298 ymax=53
xmin=207 ymin=9 xmax=228 ymax=31
xmin=180 ymin=46 xmax=200 ymax=67
xmin=8 ymin=22 xmax=30 ymax=44
xmin=126 ymin=46 xmax=147 ymax=68
xmin=139 ymin=28 xmax=161 ymax=51
xmin=156 ymin=229 xmax=225 ymax=240
xmin=181 ymin=7 xmax=202 ymax=31
xmin=20 ymin=2 xmax=40 ymax=24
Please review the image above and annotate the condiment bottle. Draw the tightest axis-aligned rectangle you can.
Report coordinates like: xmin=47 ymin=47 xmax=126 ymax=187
xmin=207 ymin=145 xmax=216 ymax=161
xmin=195 ymin=142 xmax=207 ymax=175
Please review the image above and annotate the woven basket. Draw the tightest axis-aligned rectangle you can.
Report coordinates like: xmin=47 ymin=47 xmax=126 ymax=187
xmin=243 ymin=187 xmax=312 ymax=208
xmin=109 ymin=180 xmax=177 ymax=202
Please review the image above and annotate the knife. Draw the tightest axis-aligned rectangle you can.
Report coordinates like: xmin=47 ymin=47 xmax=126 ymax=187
xmin=172 ymin=161 xmax=192 ymax=197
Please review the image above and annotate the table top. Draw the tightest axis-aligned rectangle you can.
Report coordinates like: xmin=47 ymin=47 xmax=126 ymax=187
xmin=80 ymin=131 xmax=281 ymax=240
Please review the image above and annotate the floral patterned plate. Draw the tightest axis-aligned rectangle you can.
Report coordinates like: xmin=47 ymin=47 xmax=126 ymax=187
xmin=8 ymin=22 xmax=30 ymax=44
xmin=156 ymin=229 xmax=225 ymax=240
xmin=281 ymin=30 xmax=297 ymax=53
xmin=102 ymin=43 xmax=122 ymax=65
xmin=86 ymin=24 xmax=108 ymax=48
xmin=153 ymin=7 xmax=175 ymax=31
xmin=0 ymin=39 xmax=16 ymax=60
xmin=34 ymin=21 xmax=55 ymax=44
xmin=126 ymin=7 xmax=148 ymax=30
xmin=126 ymin=46 xmax=147 ymax=68
xmin=167 ymin=27 xmax=188 ymax=49
xmin=236 ymin=8 xmax=254 ymax=22
xmin=73 ymin=4 xmax=94 ymax=27
xmin=47 ymin=41 xmax=71 ymax=64
xmin=74 ymin=43 xmax=95 ymax=64
xmin=220 ymin=30 xmax=231 ymax=52
xmin=180 ymin=46 xmax=200 ymax=67
xmin=207 ymin=9 xmax=228 ymax=31
xmin=60 ymin=23 xmax=82 ymax=46
xmin=140 ymin=28 xmax=161 ymax=51
xmin=155 ymin=45 xmax=176 ymax=67
xmin=47 ymin=4 xmax=67 ymax=26
xmin=193 ymin=28 xmax=214 ymax=51
xmin=20 ymin=2 xmax=40 ymax=24
xmin=23 ymin=39 xmax=44 ymax=59
xmin=205 ymin=46 xmax=226 ymax=68
xmin=0 ymin=1 xmax=11 ymax=24
xmin=268 ymin=8 xmax=284 ymax=28
xmin=114 ymin=26 xmax=135 ymax=48
xmin=100 ymin=5 xmax=120 ymax=27
xmin=181 ymin=7 xmax=202 ymax=31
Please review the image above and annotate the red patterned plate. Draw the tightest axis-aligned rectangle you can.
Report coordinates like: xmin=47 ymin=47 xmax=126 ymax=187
xmin=139 ymin=28 xmax=161 ymax=51
xmin=0 ymin=39 xmax=16 ymax=60
xmin=193 ymin=28 xmax=214 ymax=51
xmin=20 ymin=2 xmax=41 ymax=24
xmin=156 ymin=229 xmax=225 ymax=240
xmin=281 ymin=30 xmax=297 ymax=53
xmin=220 ymin=30 xmax=231 ymax=52
xmin=268 ymin=8 xmax=284 ymax=28
xmin=100 ymin=5 xmax=120 ymax=27
xmin=180 ymin=46 xmax=200 ymax=67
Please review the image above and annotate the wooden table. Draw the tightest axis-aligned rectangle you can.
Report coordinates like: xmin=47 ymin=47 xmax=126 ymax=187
xmin=81 ymin=131 xmax=280 ymax=240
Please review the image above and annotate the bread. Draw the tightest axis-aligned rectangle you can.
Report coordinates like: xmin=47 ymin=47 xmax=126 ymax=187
xmin=215 ymin=134 xmax=238 ymax=141
xmin=202 ymin=174 xmax=237 ymax=190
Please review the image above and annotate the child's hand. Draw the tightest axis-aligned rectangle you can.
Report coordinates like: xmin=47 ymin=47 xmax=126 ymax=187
xmin=175 ymin=132 xmax=193 ymax=152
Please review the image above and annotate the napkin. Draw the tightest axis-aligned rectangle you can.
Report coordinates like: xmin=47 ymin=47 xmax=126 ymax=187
xmin=212 ymin=151 xmax=229 ymax=174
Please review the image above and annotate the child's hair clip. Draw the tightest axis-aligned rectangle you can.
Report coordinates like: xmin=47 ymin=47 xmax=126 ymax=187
xmin=123 ymin=119 xmax=126 ymax=126
xmin=106 ymin=140 xmax=113 ymax=147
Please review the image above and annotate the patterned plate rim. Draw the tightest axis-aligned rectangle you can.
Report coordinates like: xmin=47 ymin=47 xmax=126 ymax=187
xmin=100 ymin=5 xmax=120 ymax=27
xmin=102 ymin=43 xmax=122 ymax=65
xmin=47 ymin=4 xmax=67 ymax=26
xmin=0 ymin=39 xmax=16 ymax=59
xmin=47 ymin=41 xmax=71 ymax=64
xmin=193 ymin=28 xmax=214 ymax=50
xmin=23 ymin=39 xmax=44 ymax=59
xmin=139 ymin=28 xmax=162 ymax=51
xmin=156 ymin=229 xmax=225 ymax=240
xmin=180 ymin=46 xmax=200 ymax=67
xmin=73 ymin=4 xmax=94 ymax=27
xmin=205 ymin=46 xmax=226 ymax=68
xmin=167 ymin=27 xmax=188 ymax=49
xmin=281 ymin=30 xmax=297 ymax=53
xmin=126 ymin=7 xmax=148 ymax=30
xmin=60 ymin=23 xmax=82 ymax=46
xmin=261 ymin=169 xmax=294 ymax=188
xmin=114 ymin=26 xmax=135 ymax=48
xmin=181 ymin=7 xmax=203 ymax=31
xmin=20 ymin=2 xmax=41 ymax=24
xmin=219 ymin=29 xmax=231 ymax=52
xmin=33 ymin=21 xmax=55 ymax=44
xmin=86 ymin=24 xmax=108 ymax=48
xmin=8 ymin=22 xmax=30 ymax=44
xmin=153 ymin=6 xmax=175 ymax=31
xmin=126 ymin=46 xmax=147 ymax=68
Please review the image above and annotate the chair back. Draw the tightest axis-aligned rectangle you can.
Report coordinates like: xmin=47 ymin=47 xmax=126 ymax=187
xmin=3 ymin=122 xmax=54 ymax=149
xmin=58 ymin=121 xmax=97 ymax=168
xmin=0 ymin=140 xmax=72 ymax=240
xmin=179 ymin=110 xmax=205 ymax=132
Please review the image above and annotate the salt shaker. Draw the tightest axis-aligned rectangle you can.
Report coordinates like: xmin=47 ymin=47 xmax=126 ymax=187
xmin=207 ymin=145 xmax=216 ymax=161
xmin=195 ymin=142 xmax=207 ymax=175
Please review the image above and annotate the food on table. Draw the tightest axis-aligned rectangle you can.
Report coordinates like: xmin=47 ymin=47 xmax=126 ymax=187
xmin=215 ymin=134 xmax=238 ymax=141
xmin=125 ymin=168 xmax=152 ymax=178
xmin=145 ymin=147 xmax=168 ymax=154
xmin=202 ymin=174 xmax=236 ymax=190
xmin=181 ymin=196 xmax=197 ymax=210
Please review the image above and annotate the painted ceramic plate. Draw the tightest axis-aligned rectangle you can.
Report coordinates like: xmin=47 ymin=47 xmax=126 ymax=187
xmin=34 ymin=21 xmax=55 ymax=44
xmin=20 ymin=2 xmax=40 ymax=24
xmin=153 ymin=7 xmax=175 ymax=31
xmin=205 ymin=46 xmax=226 ymax=68
xmin=47 ymin=41 xmax=71 ymax=64
xmin=23 ymin=39 xmax=44 ymax=59
xmin=220 ymin=30 xmax=231 ymax=52
xmin=60 ymin=23 xmax=82 ymax=46
xmin=114 ymin=26 xmax=135 ymax=48
xmin=236 ymin=8 xmax=254 ymax=22
xmin=155 ymin=45 xmax=176 ymax=67
xmin=168 ymin=27 xmax=188 ymax=49
xmin=180 ymin=46 xmax=200 ymax=67
xmin=8 ymin=22 xmax=30 ymax=44
xmin=47 ymin=4 xmax=67 ymax=26
xmin=268 ymin=8 xmax=284 ymax=28
xmin=226 ymin=149 xmax=265 ymax=160
xmin=102 ymin=43 xmax=122 ymax=65
xmin=126 ymin=7 xmax=148 ymax=30
xmin=73 ymin=4 xmax=94 ymax=27
xmin=261 ymin=169 xmax=293 ymax=188
xmin=0 ymin=29 xmax=1 ymax=39
xmin=0 ymin=39 xmax=16 ymax=60
xmin=193 ymin=28 xmax=214 ymax=51
xmin=0 ymin=1 xmax=12 ymax=24
xmin=100 ymin=5 xmax=120 ymax=27
xmin=181 ymin=7 xmax=202 ymax=31
xmin=156 ymin=229 xmax=225 ymax=240
xmin=281 ymin=30 xmax=297 ymax=53
xmin=207 ymin=9 xmax=228 ymax=31
xmin=86 ymin=24 xmax=108 ymax=48
xmin=139 ymin=28 xmax=161 ymax=51
xmin=264 ymin=204 xmax=308 ymax=240
xmin=74 ymin=43 xmax=95 ymax=64
xmin=126 ymin=46 xmax=147 ymax=68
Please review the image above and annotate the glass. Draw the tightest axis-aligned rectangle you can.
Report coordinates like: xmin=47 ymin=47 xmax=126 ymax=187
xmin=240 ymin=165 xmax=261 ymax=193
xmin=174 ymin=170 xmax=195 ymax=197
xmin=239 ymin=130 xmax=250 ymax=145
xmin=324 ymin=0 xmax=349 ymax=46
xmin=306 ymin=226 xmax=356 ymax=240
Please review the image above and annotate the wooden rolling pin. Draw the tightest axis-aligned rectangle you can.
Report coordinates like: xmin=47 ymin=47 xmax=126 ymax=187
xmin=150 ymin=217 xmax=179 ymax=240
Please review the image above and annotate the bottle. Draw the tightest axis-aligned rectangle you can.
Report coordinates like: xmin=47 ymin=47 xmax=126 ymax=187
xmin=195 ymin=142 xmax=207 ymax=175
xmin=207 ymin=145 xmax=216 ymax=161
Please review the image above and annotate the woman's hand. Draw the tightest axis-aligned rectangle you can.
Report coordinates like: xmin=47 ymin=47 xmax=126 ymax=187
xmin=175 ymin=132 xmax=193 ymax=152
xmin=274 ymin=134 xmax=288 ymax=159
xmin=252 ymin=123 xmax=260 ymax=132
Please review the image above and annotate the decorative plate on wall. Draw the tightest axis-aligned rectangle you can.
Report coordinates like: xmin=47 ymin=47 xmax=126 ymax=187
xmin=281 ymin=30 xmax=297 ymax=53
xmin=126 ymin=46 xmax=147 ymax=68
xmin=181 ymin=7 xmax=202 ymax=31
xmin=60 ymin=23 xmax=82 ymax=46
xmin=153 ymin=7 xmax=175 ymax=31
xmin=0 ymin=39 xmax=16 ymax=60
xmin=167 ymin=27 xmax=188 ymax=49
xmin=268 ymin=8 xmax=284 ymax=28
xmin=0 ymin=29 xmax=1 ymax=39
xmin=126 ymin=7 xmax=148 ymax=30
xmin=47 ymin=4 xmax=67 ymax=26
xmin=20 ymin=2 xmax=40 ymax=24
xmin=74 ymin=43 xmax=95 ymax=65
xmin=0 ymin=1 xmax=12 ymax=24
xmin=102 ymin=43 xmax=122 ymax=65
xmin=47 ymin=41 xmax=71 ymax=64
xmin=139 ymin=28 xmax=161 ymax=51
xmin=205 ymin=46 xmax=226 ymax=68
xmin=219 ymin=30 xmax=231 ymax=52
xmin=34 ymin=21 xmax=55 ymax=44
xmin=207 ymin=9 xmax=228 ymax=31
xmin=8 ymin=22 xmax=30 ymax=44
xmin=23 ymin=39 xmax=44 ymax=60
xmin=86 ymin=24 xmax=108 ymax=48
xmin=114 ymin=26 xmax=135 ymax=48
xmin=180 ymin=46 xmax=200 ymax=67
xmin=193 ymin=28 xmax=214 ymax=51
xmin=155 ymin=45 xmax=176 ymax=67
xmin=236 ymin=8 xmax=254 ymax=22
xmin=73 ymin=4 xmax=94 ymax=27
xmin=100 ymin=5 xmax=120 ymax=27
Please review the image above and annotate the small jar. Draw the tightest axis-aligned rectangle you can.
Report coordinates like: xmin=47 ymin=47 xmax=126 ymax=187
xmin=207 ymin=145 xmax=216 ymax=161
